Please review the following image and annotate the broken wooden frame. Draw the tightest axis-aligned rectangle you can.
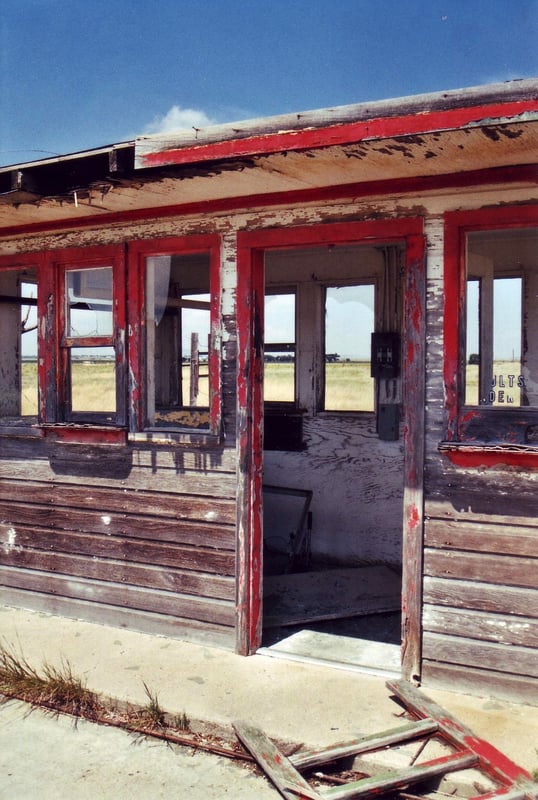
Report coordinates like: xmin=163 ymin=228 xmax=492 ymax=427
xmin=233 ymin=679 xmax=537 ymax=800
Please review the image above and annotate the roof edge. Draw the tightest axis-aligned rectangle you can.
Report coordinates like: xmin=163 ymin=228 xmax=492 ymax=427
xmin=136 ymin=78 xmax=538 ymax=153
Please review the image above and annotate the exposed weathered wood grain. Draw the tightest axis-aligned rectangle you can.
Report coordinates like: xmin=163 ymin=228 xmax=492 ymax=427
xmin=423 ymin=577 xmax=538 ymax=617
xmin=0 ymin=481 xmax=236 ymax=523
xmin=421 ymin=661 xmax=538 ymax=706
xmin=425 ymin=518 xmax=538 ymax=556
xmin=0 ymin=523 xmax=235 ymax=574
xmin=0 ymin=547 xmax=235 ymax=599
xmin=0 ymin=585 xmax=236 ymax=648
xmin=422 ymin=631 xmax=538 ymax=678
xmin=0 ymin=501 xmax=235 ymax=545
xmin=423 ymin=605 xmax=538 ymax=647
xmin=424 ymin=549 xmax=538 ymax=589
xmin=0 ymin=565 xmax=236 ymax=625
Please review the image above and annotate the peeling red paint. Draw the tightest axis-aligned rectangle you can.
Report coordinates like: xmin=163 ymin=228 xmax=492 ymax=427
xmin=444 ymin=204 xmax=538 ymax=455
xmin=441 ymin=447 xmax=538 ymax=469
xmin=139 ymin=101 xmax=536 ymax=169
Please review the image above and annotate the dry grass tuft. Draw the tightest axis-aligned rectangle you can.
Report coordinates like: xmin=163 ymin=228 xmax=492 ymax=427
xmin=0 ymin=645 xmax=98 ymax=718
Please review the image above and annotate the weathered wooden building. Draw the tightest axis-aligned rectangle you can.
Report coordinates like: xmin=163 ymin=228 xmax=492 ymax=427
xmin=1 ymin=80 xmax=537 ymax=704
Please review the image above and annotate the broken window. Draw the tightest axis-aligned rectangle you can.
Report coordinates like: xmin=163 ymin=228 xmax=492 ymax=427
xmin=145 ymin=252 xmax=212 ymax=429
xmin=323 ymin=283 xmax=375 ymax=412
xmin=0 ymin=266 xmax=38 ymax=424
xmin=264 ymin=290 xmax=296 ymax=404
xmin=465 ymin=229 xmax=537 ymax=409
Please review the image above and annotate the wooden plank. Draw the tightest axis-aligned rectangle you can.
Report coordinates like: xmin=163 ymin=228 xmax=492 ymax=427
xmin=2 ymin=481 xmax=237 ymax=524
xmin=401 ymin=231 xmax=426 ymax=684
xmin=233 ymin=720 xmax=323 ymax=800
xmin=423 ymin=577 xmax=538 ymax=617
xmin=323 ymin=751 xmax=477 ymax=800
xmin=0 ymin=502 xmax=235 ymax=548
xmin=422 ymin=632 xmax=538 ymax=678
xmin=421 ymin=661 xmax=538 ymax=707
xmin=290 ymin=719 xmax=439 ymax=770
xmin=0 ymin=442 xmax=238 ymax=477
xmin=263 ymin=566 xmax=401 ymax=627
xmin=425 ymin=489 xmax=538 ymax=525
xmin=387 ymin=679 xmax=532 ymax=786
xmin=235 ymin=239 xmax=264 ymax=656
xmin=0 ymin=547 xmax=235 ymax=600
xmin=0 ymin=565 xmax=236 ymax=626
xmin=423 ymin=606 xmax=538 ymax=648
xmin=424 ymin=550 xmax=538 ymax=589
xmin=425 ymin=518 xmax=538 ymax=557
xmin=0 ymin=585 xmax=236 ymax=650
xmin=0 ymin=524 xmax=235 ymax=575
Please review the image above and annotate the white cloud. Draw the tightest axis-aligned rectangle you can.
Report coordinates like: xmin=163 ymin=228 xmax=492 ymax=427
xmin=143 ymin=105 xmax=216 ymax=135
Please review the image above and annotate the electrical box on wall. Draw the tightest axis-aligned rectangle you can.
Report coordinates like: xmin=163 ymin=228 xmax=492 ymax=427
xmin=371 ymin=332 xmax=400 ymax=379
xmin=377 ymin=403 xmax=400 ymax=441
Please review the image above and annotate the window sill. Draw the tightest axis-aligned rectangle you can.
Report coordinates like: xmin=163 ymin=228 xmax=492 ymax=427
xmin=0 ymin=422 xmax=42 ymax=438
xmin=40 ymin=424 xmax=127 ymax=446
xmin=128 ymin=430 xmax=222 ymax=447
xmin=439 ymin=441 xmax=538 ymax=469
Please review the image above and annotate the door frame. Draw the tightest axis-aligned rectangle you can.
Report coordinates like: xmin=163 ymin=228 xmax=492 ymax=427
xmin=236 ymin=218 xmax=426 ymax=682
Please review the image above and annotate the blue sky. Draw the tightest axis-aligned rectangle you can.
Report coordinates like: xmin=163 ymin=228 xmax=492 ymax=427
xmin=1 ymin=0 xmax=537 ymax=167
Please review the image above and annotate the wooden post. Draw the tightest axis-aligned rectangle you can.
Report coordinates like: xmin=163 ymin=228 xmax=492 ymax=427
xmin=190 ymin=331 xmax=199 ymax=406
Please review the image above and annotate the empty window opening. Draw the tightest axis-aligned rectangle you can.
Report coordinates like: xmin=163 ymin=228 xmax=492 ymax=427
xmin=0 ymin=268 xmax=38 ymax=423
xmin=465 ymin=229 xmax=536 ymax=408
xmin=146 ymin=252 xmax=211 ymax=429
xmin=264 ymin=290 xmax=296 ymax=404
xmin=324 ymin=283 xmax=375 ymax=412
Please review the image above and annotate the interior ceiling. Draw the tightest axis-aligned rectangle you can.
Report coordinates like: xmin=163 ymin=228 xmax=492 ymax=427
xmin=0 ymin=120 xmax=537 ymax=231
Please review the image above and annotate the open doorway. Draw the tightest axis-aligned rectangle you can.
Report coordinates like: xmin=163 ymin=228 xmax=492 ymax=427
xmin=260 ymin=243 xmax=405 ymax=674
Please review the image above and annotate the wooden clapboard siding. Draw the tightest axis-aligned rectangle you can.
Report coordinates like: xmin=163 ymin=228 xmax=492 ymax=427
xmin=0 ymin=565 xmax=235 ymax=625
xmin=423 ymin=577 xmax=538 ymax=618
xmin=0 ymin=437 xmax=239 ymax=644
xmin=0 ymin=522 xmax=234 ymax=575
xmin=420 ymin=661 xmax=538 ymax=705
xmin=0 ymin=546 xmax=234 ymax=599
xmin=423 ymin=605 xmax=538 ymax=648
xmin=0 ymin=586 xmax=236 ymax=649
xmin=421 ymin=211 xmax=538 ymax=703
xmin=423 ymin=458 xmax=538 ymax=704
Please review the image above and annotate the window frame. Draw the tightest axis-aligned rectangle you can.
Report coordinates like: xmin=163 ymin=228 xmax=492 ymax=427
xmin=443 ymin=205 xmax=538 ymax=467
xmin=0 ymin=253 xmax=43 ymax=434
xmin=127 ymin=234 xmax=221 ymax=442
xmin=38 ymin=244 xmax=127 ymax=440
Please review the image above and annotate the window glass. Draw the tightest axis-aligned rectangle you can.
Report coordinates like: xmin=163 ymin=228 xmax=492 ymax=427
xmin=66 ymin=267 xmax=113 ymax=338
xmin=0 ymin=268 xmax=38 ymax=423
xmin=264 ymin=291 xmax=296 ymax=403
xmin=465 ymin=229 xmax=536 ymax=407
xmin=324 ymin=284 xmax=375 ymax=411
xmin=146 ymin=253 xmax=210 ymax=428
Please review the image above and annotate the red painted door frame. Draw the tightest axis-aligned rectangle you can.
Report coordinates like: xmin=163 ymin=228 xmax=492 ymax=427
xmin=236 ymin=218 xmax=426 ymax=682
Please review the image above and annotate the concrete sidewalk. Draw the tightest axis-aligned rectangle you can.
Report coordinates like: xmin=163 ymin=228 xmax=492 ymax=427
xmin=1 ymin=605 xmax=537 ymax=776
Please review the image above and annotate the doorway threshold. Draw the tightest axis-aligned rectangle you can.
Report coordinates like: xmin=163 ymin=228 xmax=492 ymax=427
xmin=258 ymin=629 xmax=401 ymax=679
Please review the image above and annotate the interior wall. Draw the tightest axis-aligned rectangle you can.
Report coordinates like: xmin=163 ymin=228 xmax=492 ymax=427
xmin=263 ymin=245 xmax=404 ymax=567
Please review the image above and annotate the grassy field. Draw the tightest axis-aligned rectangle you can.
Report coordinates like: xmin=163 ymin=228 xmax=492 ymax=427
xmin=265 ymin=361 xmax=375 ymax=411
xmin=465 ymin=360 xmax=523 ymax=406
xmin=21 ymin=361 xmax=116 ymax=416
xmin=19 ymin=358 xmax=523 ymax=418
